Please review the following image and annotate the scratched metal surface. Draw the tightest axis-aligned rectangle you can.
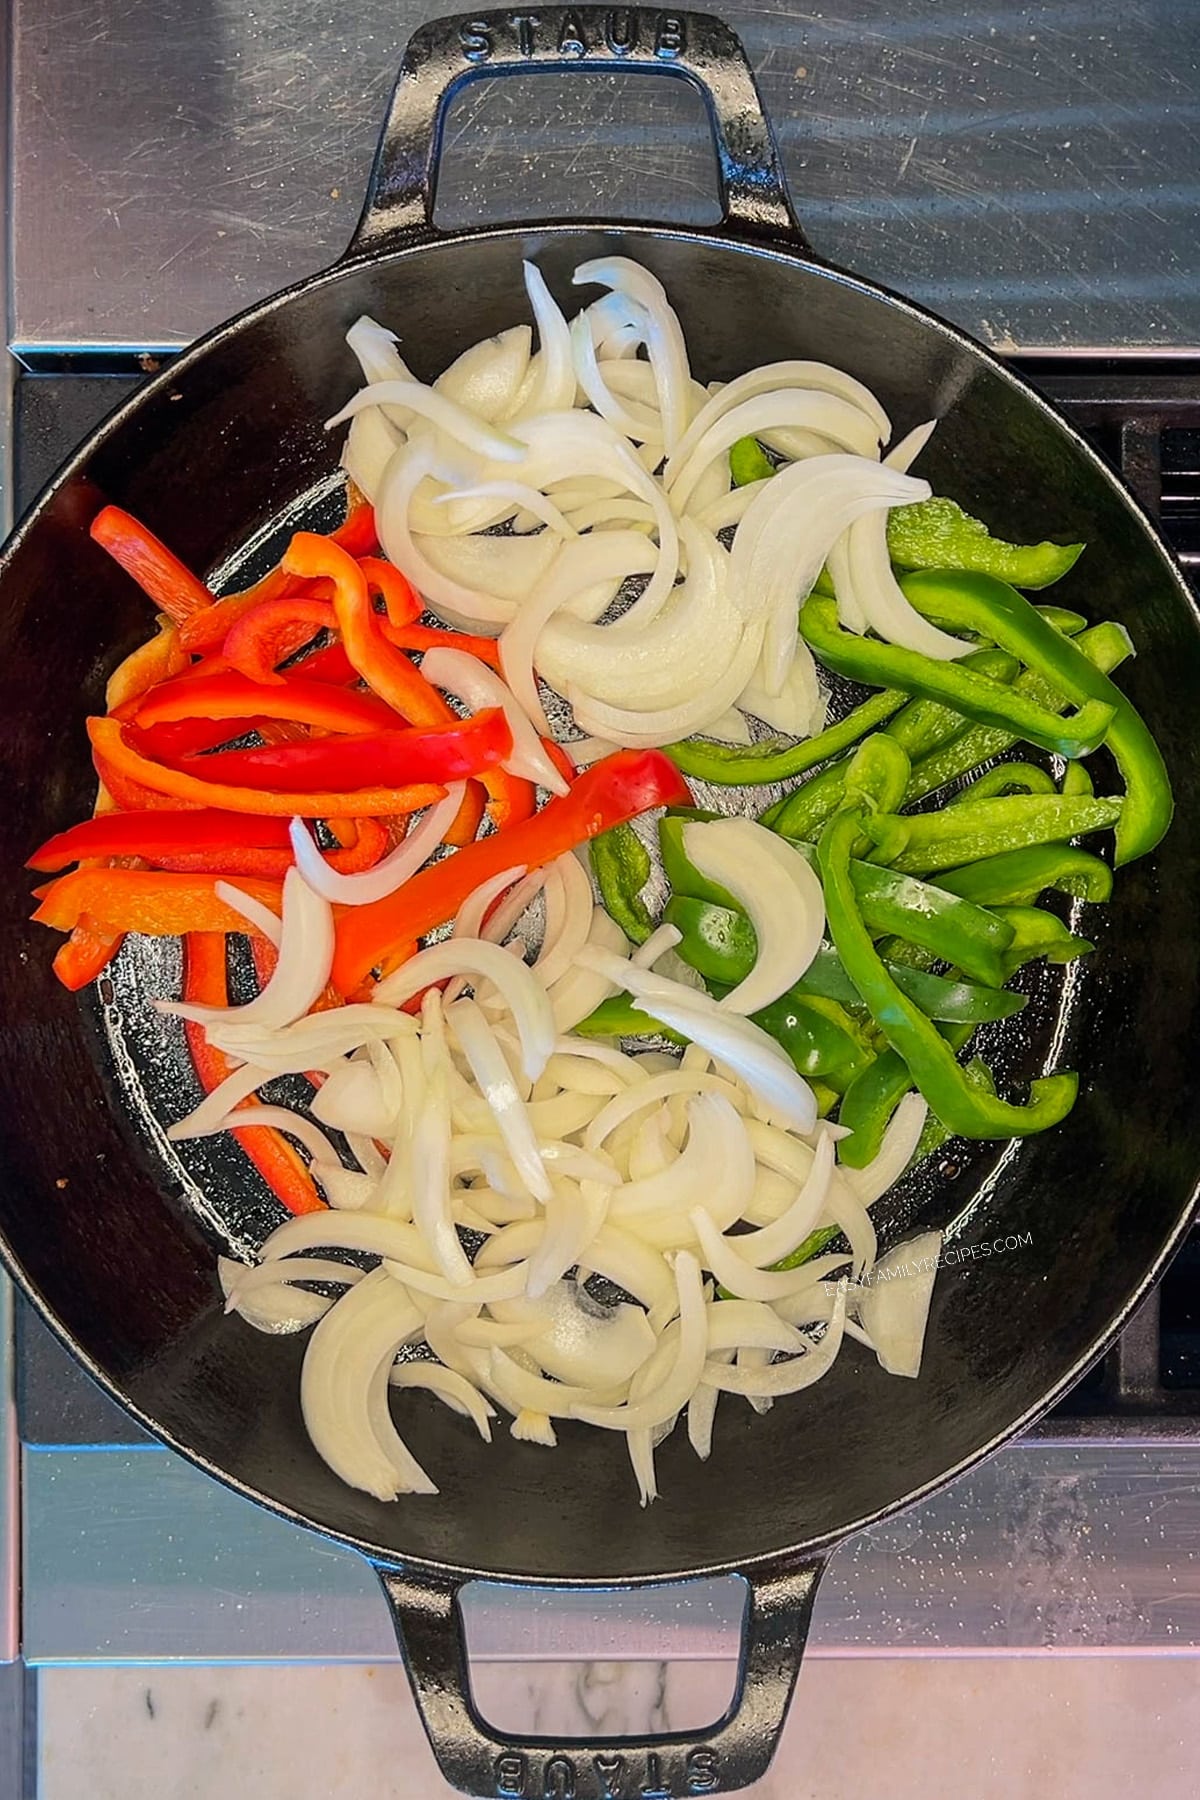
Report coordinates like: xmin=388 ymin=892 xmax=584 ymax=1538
xmin=9 ymin=0 xmax=1200 ymax=354
xmin=22 ymin=1442 xmax=1200 ymax=1661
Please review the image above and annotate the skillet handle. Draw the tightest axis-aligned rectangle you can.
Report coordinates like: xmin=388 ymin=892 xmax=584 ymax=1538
xmin=347 ymin=7 xmax=806 ymax=257
xmin=372 ymin=1556 xmax=825 ymax=1797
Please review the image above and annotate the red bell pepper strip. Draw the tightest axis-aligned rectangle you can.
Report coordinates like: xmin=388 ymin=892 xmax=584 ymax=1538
xmin=291 ymin=641 xmax=358 ymax=686
xmin=481 ymin=766 xmax=536 ymax=830
xmin=145 ymin=708 xmax=512 ymax=793
xmin=360 ymin=556 xmax=422 ymax=627
xmin=182 ymin=932 xmax=325 ymax=1216
xmin=541 ymin=738 xmax=578 ymax=788
xmin=88 ymin=715 xmax=444 ymax=819
xmin=147 ymin=818 xmax=390 ymax=880
xmin=129 ymin=717 xmax=299 ymax=760
xmin=133 ymin=670 xmax=403 ymax=736
xmin=379 ymin=617 xmax=504 ymax=671
xmin=90 ymin=506 xmax=215 ymax=625
xmin=332 ymin=498 xmax=378 ymax=558
xmin=283 ymin=533 xmax=453 ymax=728
xmin=34 ymin=869 xmax=284 ymax=938
xmin=105 ymin=624 xmax=190 ymax=712
xmin=29 ymin=808 xmax=293 ymax=871
xmin=221 ymin=596 xmax=337 ymax=685
xmin=332 ymin=748 xmax=693 ymax=993
xmin=52 ymin=917 xmax=125 ymax=991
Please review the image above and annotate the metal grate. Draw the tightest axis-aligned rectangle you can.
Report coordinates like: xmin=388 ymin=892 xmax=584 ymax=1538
xmin=9 ymin=355 xmax=1200 ymax=1448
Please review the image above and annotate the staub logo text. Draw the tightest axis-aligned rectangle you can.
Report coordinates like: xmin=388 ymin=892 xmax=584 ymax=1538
xmin=459 ymin=11 xmax=688 ymax=63
xmin=493 ymin=1744 xmax=720 ymax=1796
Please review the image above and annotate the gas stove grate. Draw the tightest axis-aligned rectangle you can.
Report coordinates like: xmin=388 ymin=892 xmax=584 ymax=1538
xmin=8 ymin=355 xmax=1200 ymax=1448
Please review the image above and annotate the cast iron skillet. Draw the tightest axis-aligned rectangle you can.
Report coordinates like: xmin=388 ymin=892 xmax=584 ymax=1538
xmin=2 ymin=10 xmax=1200 ymax=1795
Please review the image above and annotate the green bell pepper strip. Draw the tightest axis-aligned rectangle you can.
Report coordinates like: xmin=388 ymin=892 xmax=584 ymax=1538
xmin=948 ymin=761 xmax=1057 ymax=804
xmin=799 ymin=595 xmax=1116 ymax=758
xmin=730 ymin=436 xmax=775 ymax=486
xmin=764 ymin=646 xmax=1019 ymax=839
xmin=864 ymin=794 xmax=1123 ymax=876
xmin=575 ymin=986 xmax=871 ymax=1082
xmin=903 ymin=620 xmax=1133 ymax=805
xmin=667 ymin=685 xmax=907 ymax=786
xmin=837 ymin=1023 xmax=975 ymax=1169
xmin=935 ymin=844 xmax=1113 ymax=906
xmin=901 ymin=570 xmax=1170 ymax=864
xmin=658 ymin=809 xmax=737 ymax=908
xmin=886 ymin=495 xmax=1084 ymax=589
xmin=1036 ymin=605 xmax=1088 ymax=637
xmin=993 ymin=905 xmax=1094 ymax=979
xmin=1061 ymin=758 xmax=1094 ymax=796
xmin=818 ymin=803 xmax=1078 ymax=1139
xmin=841 ymin=733 xmax=910 ymax=812
xmin=589 ymin=821 xmax=653 ymax=944
xmin=663 ymin=896 xmax=1026 ymax=1024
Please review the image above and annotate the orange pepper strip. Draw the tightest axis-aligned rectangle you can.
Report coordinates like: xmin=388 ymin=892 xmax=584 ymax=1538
xmin=146 ymin=817 xmax=389 ymax=880
xmin=481 ymin=766 xmax=536 ymax=830
xmin=91 ymin=506 xmax=215 ymax=624
xmin=182 ymin=932 xmax=325 ymax=1216
xmin=221 ymin=597 xmax=338 ymax=685
xmin=87 ymin=715 xmax=444 ymax=819
xmin=52 ymin=917 xmax=124 ymax=991
xmin=443 ymin=781 xmax=487 ymax=847
xmin=34 ymin=869 xmax=284 ymax=938
xmin=379 ymin=617 xmax=504 ymax=671
xmin=359 ymin=556 xmax=422 ymax=627
xmin=283 ymin=534 xmax=453 ymax=728
xmin=105 ymin=623 xmax=190 ymax=712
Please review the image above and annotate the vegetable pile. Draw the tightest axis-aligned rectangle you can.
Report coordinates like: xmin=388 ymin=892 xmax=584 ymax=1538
xmin=25 ymin=257 xmax=1172 ymax=1503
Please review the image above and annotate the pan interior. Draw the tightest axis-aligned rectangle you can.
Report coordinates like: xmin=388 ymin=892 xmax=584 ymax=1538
xmin=1 ymin=226 xmax=1198 ymax=1583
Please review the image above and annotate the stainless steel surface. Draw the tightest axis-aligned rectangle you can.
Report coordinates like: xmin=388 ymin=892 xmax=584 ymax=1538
xmin=23 ymin=1442 xmax=1200 ymax=1663
xmin=10 ymin=0 xmax=1200 ymax=354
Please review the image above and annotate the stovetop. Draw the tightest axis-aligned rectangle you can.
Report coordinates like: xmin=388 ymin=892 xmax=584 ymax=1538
xmin=6 ymin=0 xmax=1200 ymax=1670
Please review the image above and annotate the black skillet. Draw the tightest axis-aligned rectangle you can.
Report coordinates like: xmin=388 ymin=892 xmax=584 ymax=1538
xmin=1 ymin=10 xmax=1199 ymax=1796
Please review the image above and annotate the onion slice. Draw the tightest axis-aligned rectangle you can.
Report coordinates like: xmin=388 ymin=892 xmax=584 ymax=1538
xmin=682 ymin=818 xmax=826 ymax=1014
xmin=289 ymin=788 xmax=466 ymax=906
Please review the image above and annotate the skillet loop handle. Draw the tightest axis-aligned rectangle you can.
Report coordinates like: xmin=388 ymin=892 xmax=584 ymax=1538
xmin=374 ymin=1556 xmax=825 ymax=1797
xmin=348 ymin=7 xmax=805 ymax=257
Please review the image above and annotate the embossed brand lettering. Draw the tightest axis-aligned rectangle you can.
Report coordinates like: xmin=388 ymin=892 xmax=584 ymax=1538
xmin=654 ymin=12 xmax=686 ymax=58
xmin=605 ymin=7 xmax=638 ymax=53
xmin=544 ymin=1755 xmax=577 ymax=1799
xmin=510 ymin=10 xmax=541 ymax=55
xmin=459 ymin=18 xmax=493 ymax=60
xmin=685 ymin=1748 xmax=720 ymax=1794
xmin=593 ymin=1752 xmax=626 ymax=1797
xmin=495 ymin=1750 xmax=528 ymax=1797
xmin=558 ymin=8 xmax=586 ymax=55
xmin=640 ymin=1750 xmax=671 ymax=1800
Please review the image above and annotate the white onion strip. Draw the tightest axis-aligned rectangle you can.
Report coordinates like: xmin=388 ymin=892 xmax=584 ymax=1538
xmin=289 ymin=788 xmax=465 ymax=907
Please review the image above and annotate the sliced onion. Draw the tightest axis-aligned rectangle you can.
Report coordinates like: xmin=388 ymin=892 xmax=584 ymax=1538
xmin=702 ymin=1278 xmax=848 ymax=1395
xmin=516 ymin=261 xmax=576 ymax=415
xmin=736 ymin=642 xmax=825 ymax=736
xmin=668 ymin=362 xmax=890 ymax=473
xmin=568 ymin=618 xmax=763 ymax=750
xmin=570 ymin=312 xmax=664 ymax=443
xmin=310 ymin=1060 xmax=397 ymax=1140
xmin=572 ymin=1250 xmax=705 ymax=1430
xmin=533 ymin=853 xmax=594 ymax=989
xmin=524 ymin=1177 xmax=609 ymax=1298
xmin=342 ymin=406 xmax=402 ymax=503
xmin=856 ymin=1230 xmax=942 ymax=1377
xmin=690 ymin=1204 xmax=850 ymax=1301
xmin=374 ymin=939 xmax=555 ymax=1082
xmin=492 ymin=1281 xmax=655 ymax=1387
xmin=511 ymin=1410 xmax=558 ymax=1445
xmin=434 ymin=324 xmax=531 ymax=422
xmin=682 ymin=818 xmax=825 ymax=1014
xmin=886 ymin=419 xmax=938 ymax=472
xmin=574 ymin=258 xmax=692 ymax=452
xmin=420 ymin=646 xmax=568 ymax=795
xmin=451 ymin=865 xmax=529 ymax=941
xmin=300 ymin=1269 xmax=436 ymax=1498
xmin=694 ymin=479 xmax=769 ymax=535
xmin=825 ymin=1171 xmax=878 ymax=1279
xmin=448 ymin=997 xmax=552 ymax=1203
xmin=207 ymin=1005 xmax=417 ymax=1073
xmin=631 ymin=923 xmax=682 ymax=970
xmin=697 ymin=707 xmax=752 ymax=744
xmin=219 ymin=1255 xmax=360 ymax=1333
xmin=315 ymin=1164 xmax=379 ymax=1211
xmin=487 ymin=1348 xmax=624 ymax=1417
xmin=388 ymin=1360 xmax=495 ymax=1440
xmin=407 ymin=1026 xmax=472 ymax=1286
xmin=546 ymin=907 xmax=630 ymax=1033
xmin=159 ymin=869 xmax=332 ymax=1032
xmin=289 ymin=787 xmax=465 ymax=906
xmin=844 ymin=1092 xmax=929 ymax=1206
xmin=167 ymin=1062 xmax=270 ymax=1140
xmin=213 ymin=882 xmax=282 ymax=948
xmin=608 ymin=1094 xmax=754 ymax=1237
xmin=732 ymin=1129 xmax=837 ymax=1268
xmin=220 ymin=1105 xmax=339 ymax=1167
xmin=730 ymin=455 xmax=930 ymax=693
xmin=327 ymin=378 xmax=524 ymax=462
xmin=346 ymin=316 xmax=417 ymax=425
xmin=666 ymin=391 xmax=881 ymax=514
xmin=258 ymin=1209 xmax=438 ymax=1268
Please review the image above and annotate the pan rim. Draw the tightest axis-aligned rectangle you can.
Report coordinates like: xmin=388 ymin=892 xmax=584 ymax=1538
xmin=3 ymin=218 xmax=1199 ymax=1586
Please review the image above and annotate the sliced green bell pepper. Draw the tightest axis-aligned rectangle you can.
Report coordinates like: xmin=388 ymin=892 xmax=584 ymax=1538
xmin=590 ymin=820 xmax=654 ymax=944
xmin=799 ymin=594 xmax=1116 ymax=758
xmin=729 ymin=435 xmax=774 ymax=486
xmin=575 ymin=985 xmax=871 ymax=1083
xmin=993 ymin=905 xmax=1094 ymax=979
xmin=948 ymin=761 xmax=1057 ymax=804
xmin=668 ymin=685 xmax=907 ymax=786
xmin=837 ymin=1023 xmax=975 ymax=1169
xmin=863 ymin=793 xmax=1123 ymax=875
xmin=886 ymin=496 xmax=1084 ymax=589
xmin=901 ymin=570 xmax=1170 ymax=864
xmin=936 ymin=845 xmax=1112 ymax=906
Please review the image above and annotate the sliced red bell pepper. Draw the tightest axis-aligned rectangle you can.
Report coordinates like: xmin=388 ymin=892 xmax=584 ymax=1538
xmin=221 ymin=597 xmax=337 ymax=685
xmin=481 ymin=766 xmax=536 ymax=830
xmin=291 ymin=641 xmax=358 ymax=686
xmin=133 ymin=670 xmax=402 ymax=736
xmin=283 ymin=533 xmax=452 ymax=728
xmin=541 ymin=738 xmax=578 ymax=788
xmin=128 ymin=717 xmax=301 ymax=760
xmin=182 ymin=932 xmax=325 ymax=1216
xmin=34 ymin=868 xmax=284 ymax=938
xmin=360 ymin=556 xmax=421 ymax=627
xmin=147 ymin=817 xmax=389 ymax=879
xmin=88 ymin=715 xmax=444 ymax=819
xmin=52 ymin=917 xmax=125 ymax=990
xmin=379 ymin=617 xmax=504 ymax=671
xmin=29 ymin=808 xmax=292 ymax=871
xmin=332 ymin=748 xmax=693 ymax=993
xmin=91 ymin=506 xmax=215 ymax=625
xmin=147 ymin=709 xmax=512 ymax=794
xmin=332 ymin=497 xmax=378 ymax=558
